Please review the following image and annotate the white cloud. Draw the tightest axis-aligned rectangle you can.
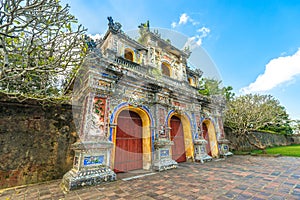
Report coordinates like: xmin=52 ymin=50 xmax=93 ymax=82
xmin=197 ymin=27 xmax=210 ymax=37
xmin=183 ymin=35 xmax=203 ymax=50
xmin=171 ymin=14 xmax=210 ymax=49
xmin=192 ymin=21 xmax=200 ymax=26
xmin=240 ymin=48 xmax=300 ymax=94
xmin=171 ymin=22 xmax=177 ymax=28
xmin=183 ymin=36 xmax=199 ymax=50
xmin=171 ymin=13 xmax=199 ymax=28
xmin=183 ymin=26 xmax=210 ymax=50
xmin=88 ymin=33 xmax=103 ymax=41
xmin=179 ymin=13 xmax=189 ymax=25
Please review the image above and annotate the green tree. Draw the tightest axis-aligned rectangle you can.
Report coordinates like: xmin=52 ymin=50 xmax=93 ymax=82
xmin=222 ymin=85 xmax=235 ymax=101
xmin=198 ymin=78 xmax=235 ymax=101
xmin=291 ymin=120 xmax=300 ymax=134
xmin=259 ymin=109 xmax=292 ymax=135
xmin=199 ymin=78 xmax=222 ymax=96
xmin=224 ymin=94 xmax=292 ymax=152
xmin=0 ymin=0 xmax=87 ymax=99
xmin=296 ymin=120 xmax=300 ymax=132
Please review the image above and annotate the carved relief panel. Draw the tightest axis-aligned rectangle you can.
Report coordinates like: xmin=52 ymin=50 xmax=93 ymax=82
xmin=158 ymin=107 xmax=169 ymax=139
xmin=87 ymin=97 xmax=108 ymax=139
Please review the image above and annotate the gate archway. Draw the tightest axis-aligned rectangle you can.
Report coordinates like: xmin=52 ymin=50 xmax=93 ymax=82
xmin=114 ymin=110 xmax=143 ymax=172
xmin=202 ymin=119 xmax=219 ymax=157
xmin=170 ymin=115 xmax=186 ymax=162
xmin=167 ymin=111 xmax=193 ymax=162
xmin=111 ymin=105 xmax=152 ymax=172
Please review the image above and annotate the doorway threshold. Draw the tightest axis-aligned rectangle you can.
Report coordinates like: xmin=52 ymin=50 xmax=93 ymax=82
xmin=117 ymin=169 xmax=156 ymax=181
xmin=121 ymin=172 xmax=156 ymax=181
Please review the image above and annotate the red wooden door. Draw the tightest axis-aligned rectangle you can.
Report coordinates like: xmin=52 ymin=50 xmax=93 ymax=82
xmin=170 ymin=116 xmax=186 ymax=162
xmin=114 ymin=110 xmax=143 ymax=172
xmin=202 ymin=123 xmax=212 ymax=156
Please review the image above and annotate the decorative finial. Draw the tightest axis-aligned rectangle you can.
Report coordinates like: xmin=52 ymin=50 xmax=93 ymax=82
xmin=84 ymin=35 xmax=97 ymax=50
xmin=183 ymin=46 xmax=192 ymax=57
xmin=107 ymin=16 xmax=122 ymax=33
xmin=138 ymin=20 xmax=150 ymax=31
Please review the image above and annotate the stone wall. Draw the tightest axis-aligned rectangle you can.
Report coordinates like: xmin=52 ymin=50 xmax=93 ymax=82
xmin=225 ymin=127 xmax=300 ymax=151
xmin=0 ymin=95 xmax=78 ymax=189
xmin=287 ymin=134 xmax=300 ymax=144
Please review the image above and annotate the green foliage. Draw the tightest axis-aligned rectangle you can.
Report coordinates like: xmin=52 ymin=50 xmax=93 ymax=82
xmin=223 ymin=86 xmax=235 ymax=101
xmin=199 ymin=78 xmax=222 ymax=96
xmin=259 ymin=121 xmax=293 ymax=135
xmin=0 ymin=0 xmax=87 ymax=99
xmin=291 ymin=120 xmax=300 ymax=134
xmin=198 ymin=78 xmax=235 ymax=101
xmin=137 ymin=26 xmax=148 ymax=45
xmin=166 ymin=38 xmax=171 ymax=44
xmin=225 ymin=94 xmax=291 ymax=133
xmin=258 ymin=104 xmax=292 ymax=134
xmin=251 ymin=144 xmax=300 ymax=157
xmin=151 ymin=68 xmax=162 ymax=80
xmin=225 ymin=94 xmax=292 ymax=150
xmin=199 ymin=87 xmax=210 ymax=96
xmin=296 ymin=120 xmax=300 ymax=129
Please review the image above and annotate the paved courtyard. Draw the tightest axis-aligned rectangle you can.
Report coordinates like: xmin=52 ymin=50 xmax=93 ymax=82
xmin=0 ymin=155 xmax=299 ymax=200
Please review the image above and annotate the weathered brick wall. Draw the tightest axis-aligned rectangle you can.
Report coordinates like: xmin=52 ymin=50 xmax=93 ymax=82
xmin=224 ymin=127 xmax=300 ymax=151
xmin=287 ymin=134 xmax=300 ymax=144
xmin=0 ymin=95 xmax=78 ymax=189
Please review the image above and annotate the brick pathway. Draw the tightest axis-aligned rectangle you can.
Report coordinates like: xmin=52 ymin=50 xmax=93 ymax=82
xmin=0 ymin=155 xmax=299 ymax=200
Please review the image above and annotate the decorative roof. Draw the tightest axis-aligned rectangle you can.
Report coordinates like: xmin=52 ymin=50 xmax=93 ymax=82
xmin=104 ymin=17 xmax=191 ymax=58
xmin=107 ymin=16 xmax=122 ymax=33
xmin=138 ymin=22 xmax=190 ymax=58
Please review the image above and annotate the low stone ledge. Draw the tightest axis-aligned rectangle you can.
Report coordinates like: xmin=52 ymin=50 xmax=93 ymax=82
xmin=250 ymin=153 xmax=282 ymax=157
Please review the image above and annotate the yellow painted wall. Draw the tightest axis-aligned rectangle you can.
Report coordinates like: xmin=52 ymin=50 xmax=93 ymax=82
xmin=124 ymin=48 xmax=135 ymax=62
xmin=203 ymin=119 xmax=219 ymax=158
xmin=161 ymin=61 xmax=172 ymax=77
xmin=168 ymin=113 xmax=194 ymax=161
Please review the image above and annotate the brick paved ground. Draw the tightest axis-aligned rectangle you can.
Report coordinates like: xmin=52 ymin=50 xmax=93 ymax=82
xmin=0 ymin=155 xmax=300 ymax=200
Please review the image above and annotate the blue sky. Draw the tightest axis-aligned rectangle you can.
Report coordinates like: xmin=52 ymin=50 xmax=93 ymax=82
xmin=60 ymin=0 xmax=300 ymax=120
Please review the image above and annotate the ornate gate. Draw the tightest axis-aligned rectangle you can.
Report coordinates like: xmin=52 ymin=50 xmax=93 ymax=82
xmin=114 ymin=110 xmax=143 ymax=172
xmin=202 ymin=122 xmax=212 ymax=156
xmin=170 ymin=116 xmax=186 ymax=162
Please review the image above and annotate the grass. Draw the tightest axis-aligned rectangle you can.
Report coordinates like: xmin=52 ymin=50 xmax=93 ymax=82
xmin=251 ymin=144 xmax=300 ymax=157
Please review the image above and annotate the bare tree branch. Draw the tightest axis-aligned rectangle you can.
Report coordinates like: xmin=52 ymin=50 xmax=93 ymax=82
xmin=0 ymin=0 xmax=87 ymax=100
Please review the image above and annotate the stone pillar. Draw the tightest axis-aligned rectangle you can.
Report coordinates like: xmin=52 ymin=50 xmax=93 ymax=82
xmin=194 ymin=122 xmax=212 ymax=163
xmin=153 ymin=126 xmax=177 ymax=171
xmin=215 ymin=115 xmax=233 ymax=158
xmin=60 ymin=141 xmax=116 ymax=191
xmin=218 ymin=139 xmax=233 ymax=158
xmin=61 ymin=95 xmax=116 ymax=191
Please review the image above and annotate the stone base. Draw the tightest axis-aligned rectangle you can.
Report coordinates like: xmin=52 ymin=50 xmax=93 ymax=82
xmin=218 ymin=142 xmax=233 ymax=158
xmin=220 ymin=152 xmax=233 ymax=157
xmin=153 ymin=159 xmax=178 ymax=171
xmin=61 ymin=166 xmax=116 ymax=191
xmin=195 ymin=154 xmax=213 ymax=163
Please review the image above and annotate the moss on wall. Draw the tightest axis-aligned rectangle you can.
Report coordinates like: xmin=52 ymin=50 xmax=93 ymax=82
xmin=224 ymin=127 xmax=300 ymax=151
xmin=0 ymin=95 xmax=78 ymax=189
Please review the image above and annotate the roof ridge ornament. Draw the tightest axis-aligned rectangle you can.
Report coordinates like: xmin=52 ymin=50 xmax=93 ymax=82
xmin=107 ymin=16 xmax=122 ymax=33
xmin=138 ymin=20 xmax=150 ymax=31
xmin=183 ymin=46 xmax=192 ymax=57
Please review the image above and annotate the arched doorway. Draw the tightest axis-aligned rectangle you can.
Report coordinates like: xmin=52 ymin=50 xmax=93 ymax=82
xmin=161 ymin=62 xmax=171 ymax=77
xmin=114 ymin=110 xmax=143 ymax=172
xmin=124 ymin=48 xmax=134 ymax=61
xmin=202 ymin=120 xmax=219 ymax=158
xmin=202 ymin=122 xmax=212 ymax=156
xmin=170 ymin=116 xmax=186 ymax=162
